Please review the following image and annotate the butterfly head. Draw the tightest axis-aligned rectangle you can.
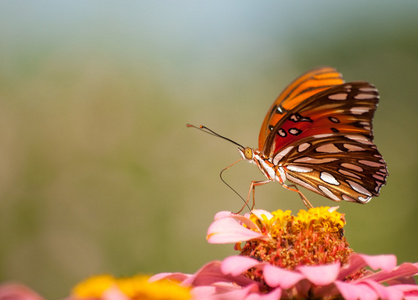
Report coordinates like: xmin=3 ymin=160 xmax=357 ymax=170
xmin=238 ymin=147 xmax=254 ymax=161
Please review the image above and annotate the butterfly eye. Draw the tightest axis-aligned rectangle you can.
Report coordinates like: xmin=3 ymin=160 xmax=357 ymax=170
xmin=244 ymin=148 xmax=253 ymax=160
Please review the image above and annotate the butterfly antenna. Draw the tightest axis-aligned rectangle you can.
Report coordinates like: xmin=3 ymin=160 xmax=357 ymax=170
xmin=186 ymin=124 xmax=245 ymax=149
xmin=220 ymin=159 xmax=251 ymax=212
xmin=187 ymin=123 xmax=250 ymax=212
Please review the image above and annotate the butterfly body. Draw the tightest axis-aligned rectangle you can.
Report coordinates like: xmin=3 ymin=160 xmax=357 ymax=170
xmin=239 ymin=148 xmax=284 ymax=184
xmin=241 ymin=67 xmax=387 ymax=206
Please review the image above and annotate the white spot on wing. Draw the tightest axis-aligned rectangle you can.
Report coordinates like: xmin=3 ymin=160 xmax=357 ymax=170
xmin=342 ymin=194 xmax=357 ymax=202
xmin=338 ymin=169 xmax=361 ymax=180
xmin=373 ymin=174 xmax=385 ymax=181
xmin=289 ymin=128 xmax=301 ymax=135
xmin=318 ymin=185 xmax=341 ymax=201
xmin=345 ymin=135 xmax=374 ymax=145
xmin=359 ymin=121 xmax=371 ymax=130
xmin=285 ymin=173 xmax=319 ymax=193
xmin=272 ymin=146 xmax=294 ymax=165
xmin=375 ymin=181 xmax=384 ymax=193
xmin=343 ymin=144 xmax=365 ymax=152
xmin=347 ymin=180 xmax=372 ymax=196
xmin=359 ymin=87 xmax=377 ymax=93
xmin=293 ymin=157 xmax=339 ymax=164
xmin=316 ymin=144 xmax=343 ymax=153
xmin=341 ymin=163 xmax=363 ymax=172
xmin=354 ymin=93 xmax=376 ymax=100
xmin=298 ymin=142 xmax=311 ymax=152
xmin=312 ymin=133 xmax=334 ymax=139
xmin=278 ymin=129 xmax=286 ymax=137
xmin=358 ymin=196 xmax=372 ymax=203
xmin=358 ymin=160 xmax=384 ymax=167
xmin=351 ymin=107 xmax=370 ymax=115
xmin=286 ymin=165 xmax=313 ymax=173
xmin=320 ymin=172 xmax=340 ymax=186
xmin=328 ymin=93 xmax=348 ymax=100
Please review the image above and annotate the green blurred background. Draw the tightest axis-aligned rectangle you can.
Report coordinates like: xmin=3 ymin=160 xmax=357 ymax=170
xmin=0 ymin=1 xmax=417 ymax=298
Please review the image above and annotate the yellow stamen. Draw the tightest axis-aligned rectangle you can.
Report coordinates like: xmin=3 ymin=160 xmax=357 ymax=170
xmin=241 ymin=207 xmax=351 ymax=271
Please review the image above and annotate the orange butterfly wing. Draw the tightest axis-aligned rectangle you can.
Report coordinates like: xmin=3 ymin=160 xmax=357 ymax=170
xmin=258 ymin=67 xmax=344 ymax=151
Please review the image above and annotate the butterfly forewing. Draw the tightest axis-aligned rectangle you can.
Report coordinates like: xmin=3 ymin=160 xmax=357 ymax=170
xmin=258 ymin=67 xmax=344 ymax=151
xmin=262 ymin=82 xmax=379 ymax=157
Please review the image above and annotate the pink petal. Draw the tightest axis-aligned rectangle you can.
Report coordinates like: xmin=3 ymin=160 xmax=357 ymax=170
xmin=338 ymin=253 xmax=397 ymax=280
xmin=335 ymin=281 xmax=379 ymax=300
xmin=358 ymin=254 xmax=397 ymax=272
xmin=220 ymin=284 xmax=260 ymax=300
xmin=190 ymin=285 xmax=218 ymax=298
xmin=207 ymin=217 xmax=266 ymax=244
xmin=365 ymin=262 xmax=418 ymax=285
xmin=193 ymin=284 xmax=260 ymax=300
xmin=184 ymin=260 xmax=255 ymax=288
xmin=221 ymin=256 xmax=261 ymax=276
xmin=191 ymin=283 xmax=244 ymax=300
xmin=297 ymin=262 xmax=340 ymax=285
xmin=327 ymin=206 xmax=340 ymax=213
xmin=215 ymin=211 xmax=260 ymax=231
xmin=183 ymin=261 xmax=225 ymax=286
xmin=249 ymin=209 xmax=273 ymax=221
xmin=246 ymin=287 xmax=282 ymax=300
xmin=214 ymin=211 xmax=235 ymax=219
xmin=360 ymin=280 xmax=404 ymax=300
xmin=0 ymin=283 xmax=44 ymax=300
xmin=263 ymin=264 xmax=305 ymax=289
xmin=149 ymin=272 xmax=191 ymax=283
xmin=392 ymin=284 xmax=418 ymax=298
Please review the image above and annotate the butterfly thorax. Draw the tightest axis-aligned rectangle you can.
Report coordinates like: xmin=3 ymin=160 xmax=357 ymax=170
xmin=238 ymin=147 xmax=286 ymax=184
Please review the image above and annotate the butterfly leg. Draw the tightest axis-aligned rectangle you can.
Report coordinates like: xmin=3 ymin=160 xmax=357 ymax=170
xmin=280 ymin=182 xmax=313 ymax=209
xmin=240 ymin=179 xmax=271 ymax=213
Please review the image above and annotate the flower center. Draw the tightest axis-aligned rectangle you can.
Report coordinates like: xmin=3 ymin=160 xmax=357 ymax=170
xmin=240 ymin=207 xmax=352 ymax=271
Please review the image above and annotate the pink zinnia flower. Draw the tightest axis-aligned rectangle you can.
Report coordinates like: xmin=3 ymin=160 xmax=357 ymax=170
xmin=151 ymin=207 xmax=418 ymax=300
xmin=1 ymin=207 xmax=417 ymax=299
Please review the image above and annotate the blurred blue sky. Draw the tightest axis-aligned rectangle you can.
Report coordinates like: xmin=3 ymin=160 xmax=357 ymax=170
xmin=2 ymin=1 xmax=417 ymax=110
xmin=2 ymin=1 xmax=418 ymax=70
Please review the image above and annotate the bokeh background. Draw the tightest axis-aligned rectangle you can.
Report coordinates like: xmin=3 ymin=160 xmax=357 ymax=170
xmin=0 ymin=1 xmax=417 ymax=298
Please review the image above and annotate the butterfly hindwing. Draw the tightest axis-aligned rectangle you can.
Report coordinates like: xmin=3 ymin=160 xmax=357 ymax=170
xmin=272 ymin=134 xmax=387 ymax=203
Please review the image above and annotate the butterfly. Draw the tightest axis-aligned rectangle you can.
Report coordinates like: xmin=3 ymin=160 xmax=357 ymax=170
xmin=189 ymin=66 xmax=388 ymax=209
